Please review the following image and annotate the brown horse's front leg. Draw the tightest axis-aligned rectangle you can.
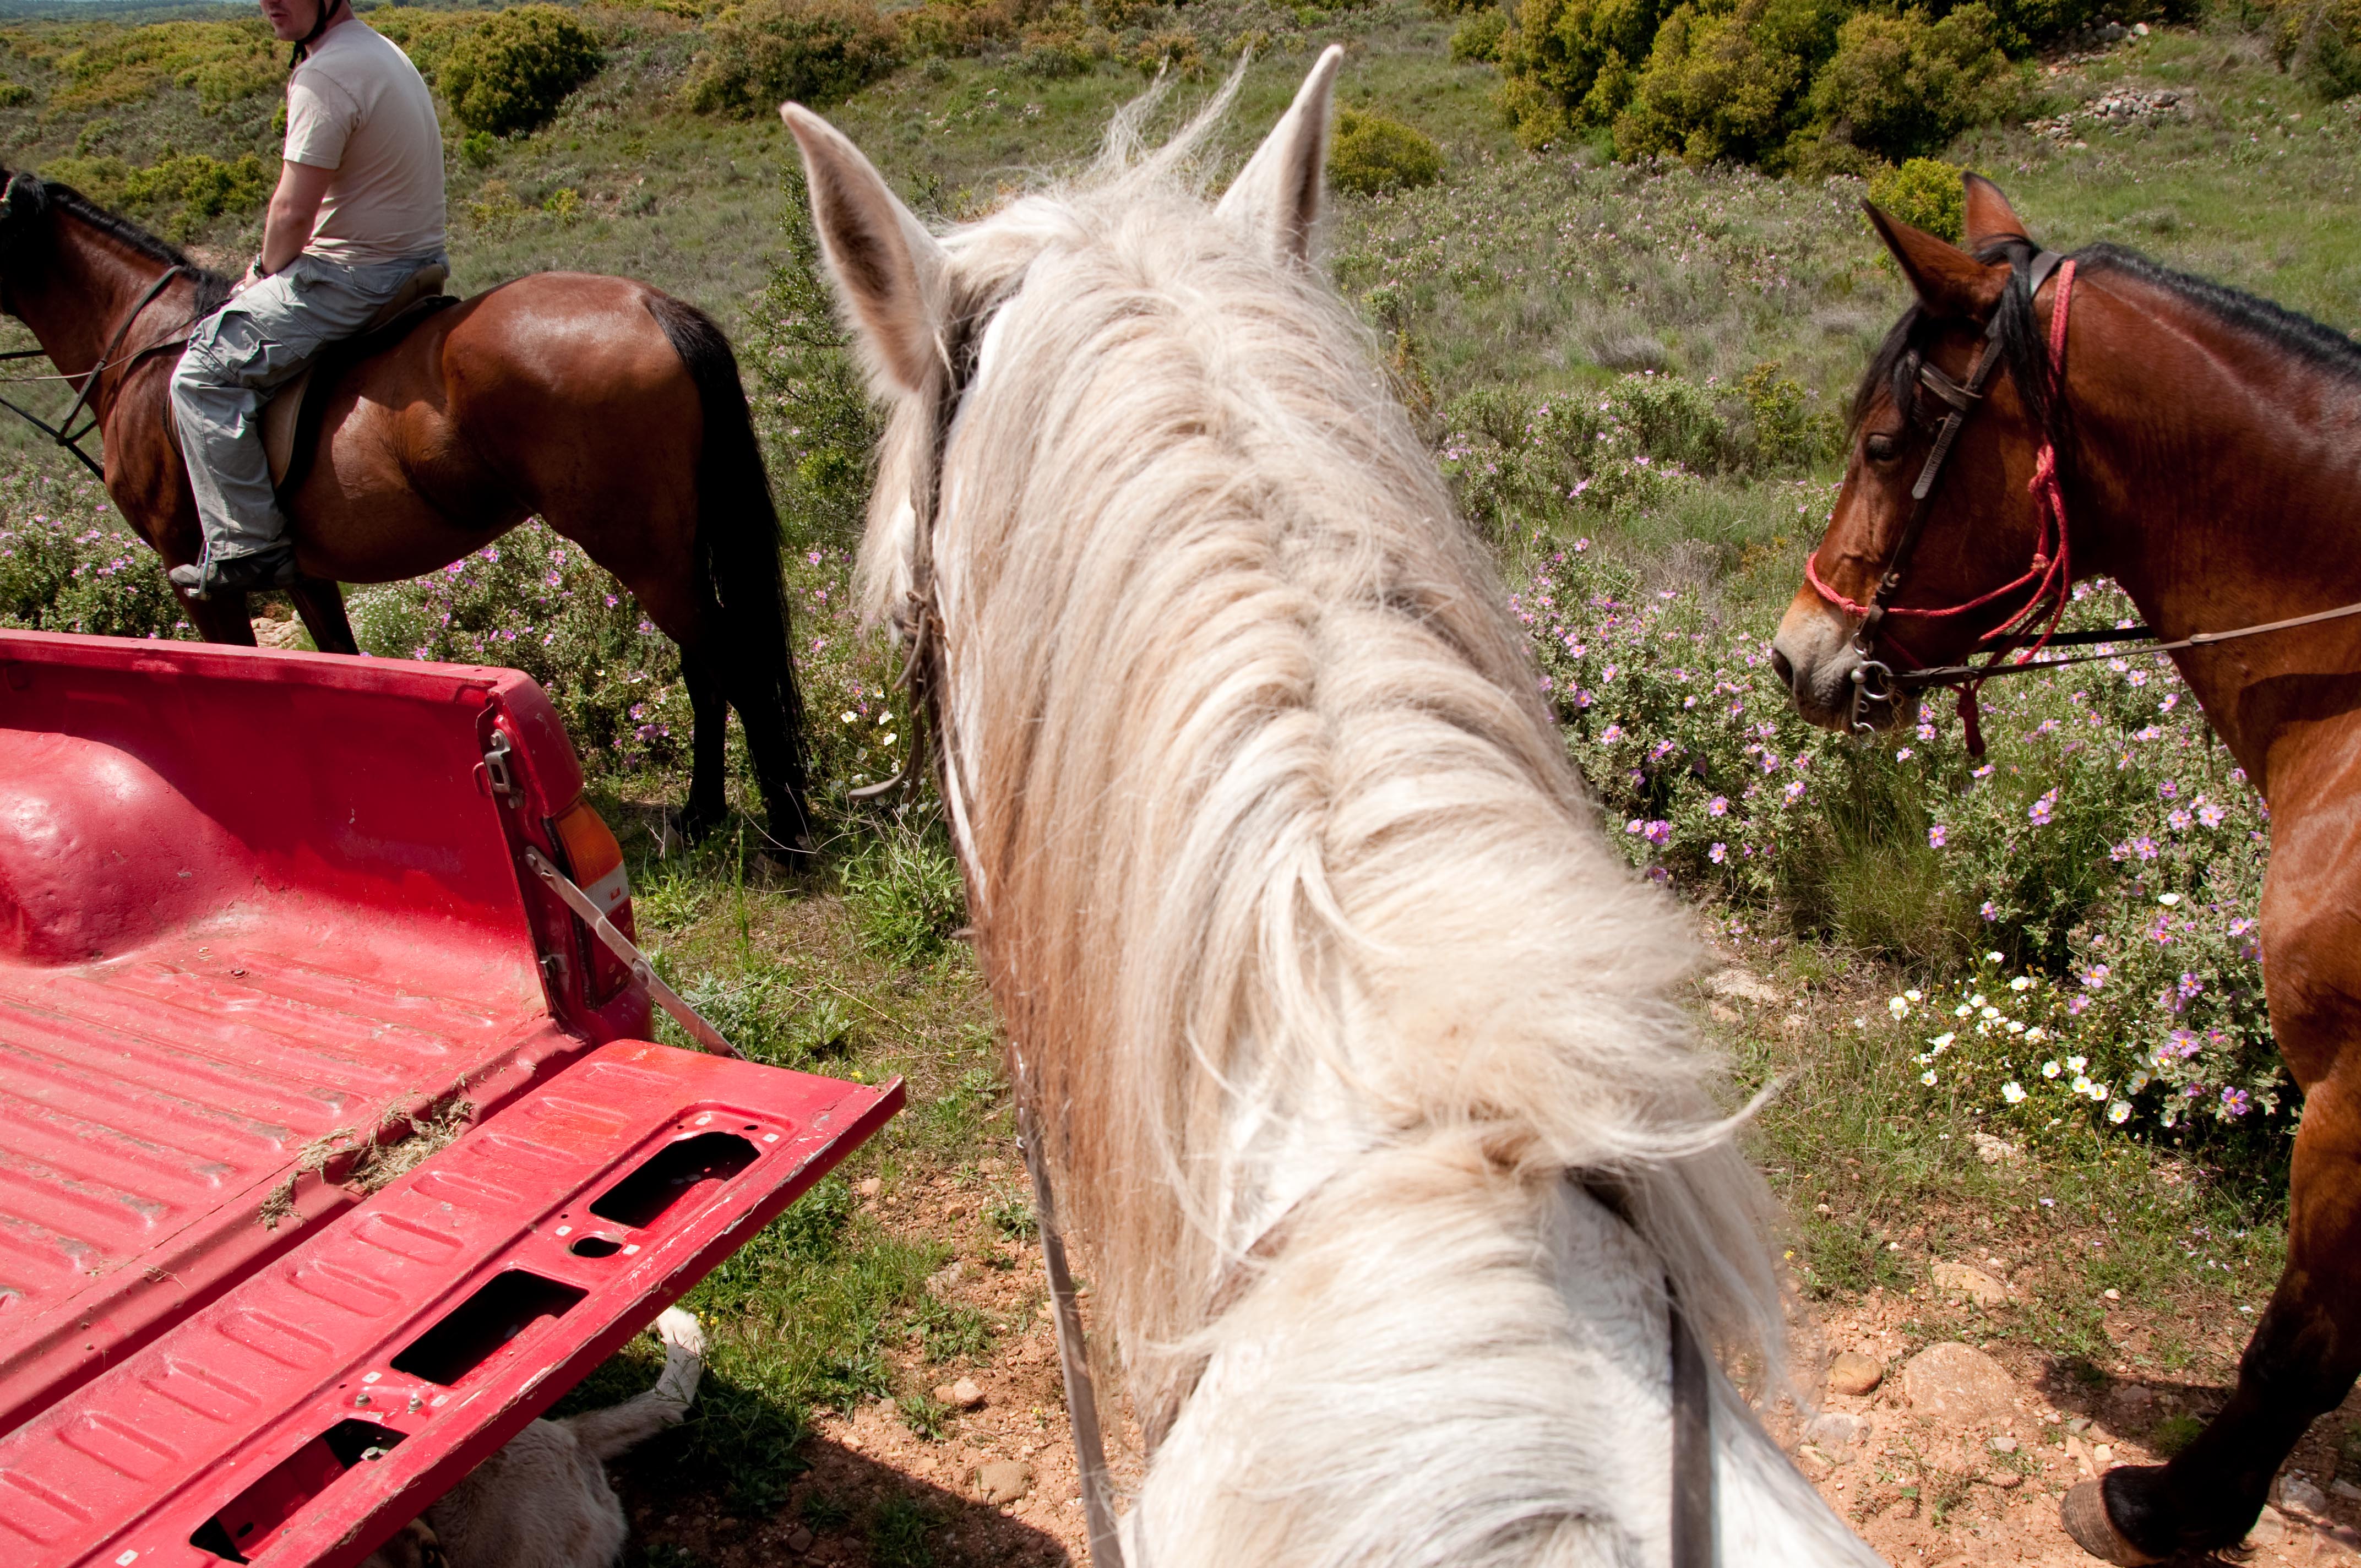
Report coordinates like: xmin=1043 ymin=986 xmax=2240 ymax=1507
xmin=2066 ymin=931 xmax=2361 ymax=1561
xmin=288 ymin=578 xmax=358 ymax=655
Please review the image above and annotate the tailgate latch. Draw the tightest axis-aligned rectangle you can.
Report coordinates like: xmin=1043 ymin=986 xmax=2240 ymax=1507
xmin=522 ymin=847 xmax=737 ymax=1058
xmin=482 ymin=731 xmax=518 ymax=801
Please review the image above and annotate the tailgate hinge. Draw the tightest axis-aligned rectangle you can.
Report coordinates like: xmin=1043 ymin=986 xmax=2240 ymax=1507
xmin=523 ymin=847 xmax=738 ymax=1058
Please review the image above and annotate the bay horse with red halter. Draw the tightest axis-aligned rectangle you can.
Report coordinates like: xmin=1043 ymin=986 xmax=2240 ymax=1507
xmin=1771 ymin=173 xmax=2361 ymax=1564
xmin=0 ymin=168 xmax=813 ymax=852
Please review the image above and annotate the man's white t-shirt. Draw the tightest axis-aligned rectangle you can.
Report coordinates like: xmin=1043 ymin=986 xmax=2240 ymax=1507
xmin=283 ymin=21 xmax=445 ymax=265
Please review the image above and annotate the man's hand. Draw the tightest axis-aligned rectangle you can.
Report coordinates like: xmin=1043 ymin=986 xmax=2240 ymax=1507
xmin=259 ymin=158 xmax=336 ymax=278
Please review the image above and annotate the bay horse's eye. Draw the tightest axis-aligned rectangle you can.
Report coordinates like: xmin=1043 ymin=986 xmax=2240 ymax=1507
xmin=1864 ymin=432 xmax=1900 ymax=463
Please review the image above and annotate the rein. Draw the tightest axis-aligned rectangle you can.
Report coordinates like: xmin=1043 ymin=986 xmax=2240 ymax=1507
xmin=881 ymin=285 xmax=1720 ymax=1567
xmin=1809 ymin=247 xmax=2361 ymax=747
xmin=0 ymin=262 xmax=194 ymax=481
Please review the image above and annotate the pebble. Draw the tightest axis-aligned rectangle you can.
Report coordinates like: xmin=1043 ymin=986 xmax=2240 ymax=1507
xmin=1968 ymin=1132 xmax=2020 ymax=1166
xmin=950 ymin=1377 xmax=986 ymax=1409
xmin=787 ymin=1526 xmax=815 ymax=1553
xmin=1987 ymin=1471 xmax=2024 ymax=1490
xmin=1901 ymin=1343 xmax=2019 ymax=1427
xmin=2333 ymin=1478 xmax=2361 ymax=1502
xmin=1704 ymin=968 xmax=1781 ymax=1005
xmin=1991 ymin=1435 xmax=2018 ymax=1454
xmin=1804 ymin=1411 xmax=1870 ymax=1448
xmin=857 ymin=1177 xmax=882 ymax=1198
xmin=1827 ymin=1351 xmax=1884 ymax=1396
xmin=978 ymin=1458 xmax=1033 ymax=1504
xmin=1930 ymin=1262 xmax=2009 ymax=1306
xmin=2279 ymin=1474 xmax=2329 ymax=1515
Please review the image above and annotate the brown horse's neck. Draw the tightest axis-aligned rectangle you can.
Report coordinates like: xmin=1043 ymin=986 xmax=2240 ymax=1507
xmin=6 ymin=209 xmax=203 ymax=429
xmin=2060 ymin=268 xmax=2361 ymax=794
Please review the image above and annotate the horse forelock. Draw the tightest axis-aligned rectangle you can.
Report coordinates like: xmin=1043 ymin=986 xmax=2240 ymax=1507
xmin=869 ymin=112 xmax=1792 ymax=1542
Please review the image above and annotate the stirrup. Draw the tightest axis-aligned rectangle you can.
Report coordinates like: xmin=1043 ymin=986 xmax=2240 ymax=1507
xmin=168 ymin=544 xmax=297 ymax=601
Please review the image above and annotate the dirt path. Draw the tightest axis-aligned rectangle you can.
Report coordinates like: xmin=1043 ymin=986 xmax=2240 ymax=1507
xmin=1791 ymin=1293 xmax=2361 ymax=1566
xmin=620 ymin=1166 xmax=2361 ymax=1568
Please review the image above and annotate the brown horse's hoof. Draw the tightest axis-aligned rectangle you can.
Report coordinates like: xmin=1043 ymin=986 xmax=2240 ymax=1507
xmin=2061 ymin=1480 xmax=2166 ymax=1565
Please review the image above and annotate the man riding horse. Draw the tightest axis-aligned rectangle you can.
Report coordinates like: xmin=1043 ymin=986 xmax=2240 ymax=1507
xmin=167 ymin=0 xmax=447 ymax=600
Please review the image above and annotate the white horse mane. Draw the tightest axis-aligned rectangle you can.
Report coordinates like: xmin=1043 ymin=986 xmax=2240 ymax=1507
xmin=788 ymin=57 xmax=1872 ymax=1565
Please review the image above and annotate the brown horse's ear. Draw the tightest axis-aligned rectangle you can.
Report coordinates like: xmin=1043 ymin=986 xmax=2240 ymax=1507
xmin=1214 ymin=43 xmax=1343 ymax=266
xmin=1962 ymin=173 xmax=2034 ymax=251
xmin=1864 ymin=202 xmax=2007 ymax=322
xmin=780 ymin=104 xmax=947 ymax=398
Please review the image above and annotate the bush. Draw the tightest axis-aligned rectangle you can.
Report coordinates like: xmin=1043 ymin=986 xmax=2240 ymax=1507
xmin=1328 ymin=109 xmax=1445 ymax=195
xmin=687 ymin=0 xmax=904 ymax=115
xmin=0 ymin=474 xmax=185 ymax=640
xmin=44 ymin=149 xmax=271 ymax=239
xmin=49 ymin=20 xmax=280 ymax=115
xmin=1866 ymin=155 xmax=1965 ymax=241
xmin=2271 ymin=0 xmax=2361 ymax=99
xmin=1613 ymin=0 xmax=1845 ymax=166
xmin=1451 ymin=8 xmax=1511 ymax=62
xmin=1510 ymin=547 xmax=2292 ymax=1170
xmin=1496 ymin=0 xmax=1674 ymax=147
xmin=1800 ymin=5 xmax=2011 ymax=164
xmin=438 ymin=5 xmax=603 ymax=136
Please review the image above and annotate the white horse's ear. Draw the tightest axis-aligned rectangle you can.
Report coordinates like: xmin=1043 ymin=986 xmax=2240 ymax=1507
xmin=781 ymin=102 xmax=948 ymax=396
xmin=1215 ymin=43 xmax=1343 ymax=265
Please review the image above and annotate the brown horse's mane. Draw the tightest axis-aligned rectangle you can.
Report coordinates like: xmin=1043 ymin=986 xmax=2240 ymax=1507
xmin=1854 ymin=237 xmax=2361 ymax=451
xmin=2 ymin=173 xmax=231 ymax=313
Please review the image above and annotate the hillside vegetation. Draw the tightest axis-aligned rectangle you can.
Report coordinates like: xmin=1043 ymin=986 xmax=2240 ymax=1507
xmin=4 ymin=0 xmax=2361 ymax=1554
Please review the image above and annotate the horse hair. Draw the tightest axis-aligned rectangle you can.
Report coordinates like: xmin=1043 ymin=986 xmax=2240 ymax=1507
xmin=844 ymin=72 xmax=1820 ymax=1564
xmin=0 ymin=172 xmax=231 ymax=314
xmin=1855 ymin=236 xmax=2361 ymax=460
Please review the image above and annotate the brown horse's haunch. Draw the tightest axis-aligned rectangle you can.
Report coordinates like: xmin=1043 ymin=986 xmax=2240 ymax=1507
xmin=0 ymin=172 xmax=811 ymax=852
xmin=1774 ymin=175 xmax=2361 ymax=1565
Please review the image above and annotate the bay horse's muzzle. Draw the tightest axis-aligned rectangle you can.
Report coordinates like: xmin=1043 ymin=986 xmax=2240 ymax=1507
xmin=1770 ymin=597 xmax=1919 ymax=734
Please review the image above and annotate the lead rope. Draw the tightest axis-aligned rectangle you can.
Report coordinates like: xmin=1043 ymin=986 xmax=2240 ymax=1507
xmin=1018 ymin=1102 xmax=1126 ymax=1568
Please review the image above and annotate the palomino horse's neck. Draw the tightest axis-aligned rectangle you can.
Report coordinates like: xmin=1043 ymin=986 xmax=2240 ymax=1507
xmin=2061 ymin=269 xmax=2361 ymax=791
xmin=7 ymin=210 xmax=200 ymax=429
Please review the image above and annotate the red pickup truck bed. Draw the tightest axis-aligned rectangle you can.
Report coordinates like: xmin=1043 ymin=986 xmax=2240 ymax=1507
xmin=0 ymin=629 xmax=897 ymax=1567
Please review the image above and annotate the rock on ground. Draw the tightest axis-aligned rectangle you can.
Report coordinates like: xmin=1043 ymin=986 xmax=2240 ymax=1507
xmin=1930 ymin=1262 xmax=2010 ymax=1306
xmin=1902 ymin=1342 xmax=2019 ymax=1427
xmin=1826 ymin=1351 xmax=1884 ymax=1396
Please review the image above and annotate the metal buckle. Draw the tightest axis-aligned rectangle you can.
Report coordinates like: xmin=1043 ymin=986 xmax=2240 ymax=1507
xmin=1849 ymin=659 xmax=1896 ymax=734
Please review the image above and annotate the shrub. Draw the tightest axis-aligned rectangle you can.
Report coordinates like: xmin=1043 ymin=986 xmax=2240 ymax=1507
xmin=1613 ymin=0 xmax=1845 ymax=166
xmin=1738 ymin=358 xmax=1834 ymax=469
xmin=1800 ymin=5 xmax=2011 ymax=164
xmin=2271 ymin=0 xmax=2361 ymax=99
xmin=1495 ymin=0 xmax=1674 ymax=147
xmin=45 ymin=149 xmax=271 ymax=238
xmin=1865 ymin=155 xmax=1966 ymax=241
xmin=0 ymin=81 xmax=33 ymax=108
xmin=1451 ymin=8 xmax=1511 ymax=62
xmin=50 ymin=20 xmax=279 ymax=115
xmin=1509 ymin=547 xmax=2292 ymax=1170
xmin=438 ymin=4 xmax=603 ymax=136
xmin=686 ymin=0 xmax=903 ymax=116
xmin=1328 ymin=109 xmax=1445 ymax=195
xmin=0 ymin=474 xmax=185 ymax=640
xmin=1438 ymin=372 xmax=1733 ymax=536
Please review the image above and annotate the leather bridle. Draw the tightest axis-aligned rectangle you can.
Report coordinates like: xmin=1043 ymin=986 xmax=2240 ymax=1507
xmin=1805 ymin=249 xmax=2079 ymax=745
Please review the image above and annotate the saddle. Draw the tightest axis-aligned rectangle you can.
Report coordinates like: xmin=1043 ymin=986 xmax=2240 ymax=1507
xmin=257 ymin=262 xmax=457 ymax=493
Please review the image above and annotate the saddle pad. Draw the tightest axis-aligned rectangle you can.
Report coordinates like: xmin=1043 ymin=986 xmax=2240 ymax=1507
xmin=261 ymin=271 xmax=455 ymax=491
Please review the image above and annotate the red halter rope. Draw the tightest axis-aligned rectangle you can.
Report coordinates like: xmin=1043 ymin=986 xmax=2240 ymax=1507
xmin=1804 ymin=255 xmax=2077 ymax=750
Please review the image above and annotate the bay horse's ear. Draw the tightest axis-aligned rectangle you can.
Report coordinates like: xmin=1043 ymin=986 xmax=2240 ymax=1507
xmin=1864 ymin=202 xmax=2007 ymax=322
xmin=1962 ymin=173 xmax=2034 ymax=251
xmin=780 ymin=104 xmax=948 ymax=398
xmin=1214 ymin=43 xmax=1343 ymax=265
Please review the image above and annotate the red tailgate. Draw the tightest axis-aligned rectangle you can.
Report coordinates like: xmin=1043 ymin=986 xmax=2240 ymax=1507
xmin=0 ymin=1041 xmax=899 ymax=1568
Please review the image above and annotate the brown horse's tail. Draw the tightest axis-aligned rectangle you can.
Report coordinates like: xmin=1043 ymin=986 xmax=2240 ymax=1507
xmin=643 ymin=292 xmax=813 ymax=846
